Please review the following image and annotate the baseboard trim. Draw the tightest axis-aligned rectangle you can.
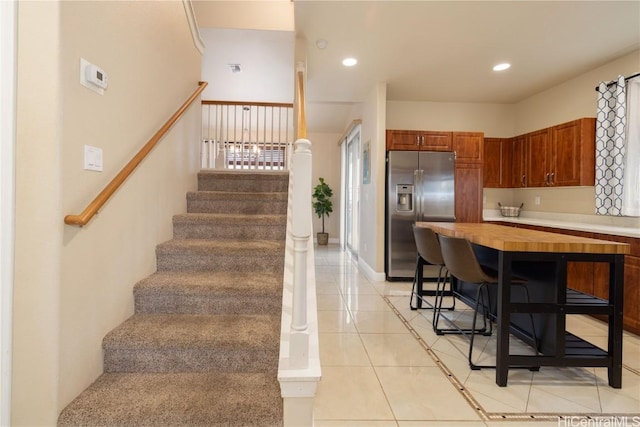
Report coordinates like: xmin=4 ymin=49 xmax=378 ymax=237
xmin=357 ymin=257 xmax=386 ymax=282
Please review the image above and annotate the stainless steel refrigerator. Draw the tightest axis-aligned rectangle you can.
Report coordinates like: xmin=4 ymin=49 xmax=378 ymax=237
xmin=385 ymin=151 xmax=455 ymax=280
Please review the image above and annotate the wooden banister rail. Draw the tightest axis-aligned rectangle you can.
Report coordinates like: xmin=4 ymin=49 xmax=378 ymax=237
xmin=295 ymin=70 xmax=307 ymax=140
xmin=202 ymin=100 xmax=293 ymax=108
xmin=64 ymin=81 xmax=208 ymax=227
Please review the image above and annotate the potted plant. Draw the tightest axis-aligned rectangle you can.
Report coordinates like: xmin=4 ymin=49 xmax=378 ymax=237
xmin=312 ymin=177 xmax=333 ymax=245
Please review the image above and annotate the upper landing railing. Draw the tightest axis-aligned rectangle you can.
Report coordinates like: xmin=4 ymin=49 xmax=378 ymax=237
xmin=200 ymin=100 xmax=294 ymax=171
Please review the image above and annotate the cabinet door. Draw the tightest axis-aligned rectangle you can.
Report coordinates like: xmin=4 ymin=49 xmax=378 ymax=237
xmin=510 ymin=136 xmax=528 ymax=187
xmin=386 ymin=130 xmax=421 ymax=150
xmin=551 ymin=120 xmax=582 ymax=186
xmin=527 ymin=129 xmax=552 ymax=187
xmin=552 ymin=118 xmax=596 ymax=186
xmin=453 ymin=132 xmax=483 ymax=163
xmin=455 ymin=163 xmax=483 ymax=223
xmin=484 ymin=138 xmax=511 ymax=188
xmin=421 ymin=131 xmax=452 ymax=151
xmin=624 ymin=256 xmax=640 ymax=335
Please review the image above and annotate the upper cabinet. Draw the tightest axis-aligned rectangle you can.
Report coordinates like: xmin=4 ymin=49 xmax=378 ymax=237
xmin=453 ymin=132 xmax=483 ymax=163
xmin=550 ymin=118 xmax=596 ymax=186
xmin=386 ymin=130 xmax=453 ymax=151
xmin=484 ymin=118 xmax=596 ymax=189
xmin=483 ymin=137 xmax=511 ymax=188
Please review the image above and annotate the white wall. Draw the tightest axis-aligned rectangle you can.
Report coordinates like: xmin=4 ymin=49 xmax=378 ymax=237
xmin=386 ymin=101 xmax=515 ymax=137
xmin=13 ymin=2 xmax=201 ymax=425
xmin=359 ymin=83 xmax=387 ymax=276
xmin=309 ymin=131 xmax=342 ymax=239
xmin=200 ymin=28 xmax=294 ymax=103
xmin=513 ymin=49 xmax=640 ymax=135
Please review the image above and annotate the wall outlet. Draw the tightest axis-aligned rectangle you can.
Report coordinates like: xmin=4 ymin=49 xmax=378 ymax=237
xmin=534 ymin=195 xmax=541 ymax=205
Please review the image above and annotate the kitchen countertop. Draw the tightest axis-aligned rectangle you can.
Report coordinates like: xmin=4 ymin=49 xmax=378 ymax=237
xmin=419 ymin=222 xmax=630 ymax=253
xmin=483 ymin=210 xmax=640 ymax=239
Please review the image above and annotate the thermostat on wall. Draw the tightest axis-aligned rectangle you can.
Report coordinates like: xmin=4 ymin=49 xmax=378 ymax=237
xmin=86 ymin=64 xmax=108 ymax=89
xmin=80 ymin=58 xmax=108 ymax=95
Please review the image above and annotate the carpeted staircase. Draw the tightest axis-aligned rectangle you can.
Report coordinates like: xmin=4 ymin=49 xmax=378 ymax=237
xmin=58 ymin=170 xmax=288 ymax=426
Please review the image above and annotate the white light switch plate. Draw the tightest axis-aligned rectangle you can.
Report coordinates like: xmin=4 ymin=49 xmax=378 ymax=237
xmin=84 ymin=145 xmax=103 ymax=171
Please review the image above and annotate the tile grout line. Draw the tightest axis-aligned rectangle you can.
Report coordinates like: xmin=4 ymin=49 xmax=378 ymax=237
xmin=383 ymin=296 xmax=640 ymax=422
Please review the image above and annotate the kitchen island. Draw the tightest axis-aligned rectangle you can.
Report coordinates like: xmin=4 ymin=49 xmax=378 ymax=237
xmin=417 ymin=222 xmax=630 ymax=388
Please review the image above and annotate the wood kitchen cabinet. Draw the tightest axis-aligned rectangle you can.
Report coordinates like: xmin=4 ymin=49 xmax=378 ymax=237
xmin=386 ymin=130 xmax=452 ymax=151
xmin=550 ymin=118 xmax=596 ymax=186
xmin=527 ymin=118 xmax=595 ymax=187
xmin=453 ymin=132 xmax=483 ymax=223
xmin=483 ymin=137 xmax=511 ymax=188
xmin=453 ymin=132 xmax=483 ymax=163
xmin=454 ymin=162 xmax=483 ymax=223
xmin=510 ymin=135 xmax=528 ymax=188
xmin=483 ymin=118 xmax=596 ymax=189
xmin=527 ymin=128 xmax=553 ymax=187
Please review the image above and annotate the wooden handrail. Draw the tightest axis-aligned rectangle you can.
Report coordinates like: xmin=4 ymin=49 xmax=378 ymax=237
xmin=64 ymin=81 xmax=208 ymax=227
xmin=202 ymin=100 xmax=293 ymax=108
xmin=295 ymin=70 xmax=307 ymax=140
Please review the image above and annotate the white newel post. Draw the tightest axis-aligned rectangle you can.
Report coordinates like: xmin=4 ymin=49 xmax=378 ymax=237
xmin=290 ymin=138 xmax=312 ymax=368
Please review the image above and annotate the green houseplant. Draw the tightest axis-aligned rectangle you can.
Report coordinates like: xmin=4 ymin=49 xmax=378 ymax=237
xmin=312 ymin=177 xmax=333 ymax=245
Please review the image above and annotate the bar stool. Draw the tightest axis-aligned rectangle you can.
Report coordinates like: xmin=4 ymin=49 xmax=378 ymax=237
xmin=435 ymin=234 xmax=538 ymax=370
xmin=410 ymin=225 xmax=455 ymax=322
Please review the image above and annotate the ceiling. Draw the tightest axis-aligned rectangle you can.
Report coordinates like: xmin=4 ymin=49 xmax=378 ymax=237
xmin=295 ymin=0 xmax=640 ymax=132
xmin=194 ymin=1 xmax=640 ymax=134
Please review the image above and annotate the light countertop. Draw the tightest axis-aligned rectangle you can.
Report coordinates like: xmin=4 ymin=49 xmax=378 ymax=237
xmin=483 ymin=210 xmax=640 ymax=239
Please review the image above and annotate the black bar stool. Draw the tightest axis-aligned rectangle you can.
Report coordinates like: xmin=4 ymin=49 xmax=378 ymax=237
xmin=436 ymin=234 xmax=538 ymax=370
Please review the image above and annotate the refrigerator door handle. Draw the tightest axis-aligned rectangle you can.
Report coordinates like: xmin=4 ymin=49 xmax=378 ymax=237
xmin=415 ymin=169 xmax=424 ymax=221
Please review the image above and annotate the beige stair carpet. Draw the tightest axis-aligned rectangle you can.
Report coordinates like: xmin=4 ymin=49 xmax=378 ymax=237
xmin=58 ymin=170 xmax=288 ymax=427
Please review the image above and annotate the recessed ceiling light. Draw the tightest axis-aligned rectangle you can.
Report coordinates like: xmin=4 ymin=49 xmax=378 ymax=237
xmin=316 ymin=39 xmax=328 ymax=49
xmin=493 ymin=63 xmax=511 ymax=71
xmin=342 ymin=57 xmax=358 ymax=67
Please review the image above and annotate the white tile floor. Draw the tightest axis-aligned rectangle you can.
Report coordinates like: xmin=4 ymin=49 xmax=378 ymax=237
xmin=312 ymin=245 xmax=640 ymax=427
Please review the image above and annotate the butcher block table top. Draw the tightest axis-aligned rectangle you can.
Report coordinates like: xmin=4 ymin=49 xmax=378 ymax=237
xmin=417 ymin=222 xmax=630 ymax=254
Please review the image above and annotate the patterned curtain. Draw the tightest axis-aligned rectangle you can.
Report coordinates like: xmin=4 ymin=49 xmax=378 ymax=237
xmin=622 ymin=78 xmax=640 ymax=217
xmin=595 ymin=76 xmax=626 ymax=216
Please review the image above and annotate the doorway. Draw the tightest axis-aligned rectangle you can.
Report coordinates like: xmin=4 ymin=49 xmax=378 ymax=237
xmin=344 ymin=125 xmax=360 ymax=257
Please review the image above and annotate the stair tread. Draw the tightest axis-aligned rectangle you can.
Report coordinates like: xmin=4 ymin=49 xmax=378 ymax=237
xmin=57 ymin=372 xmax=282 ymax=427
xmin=157 ymin=238 xmax=285 ymax=252
xmin=103 ymin=313 xmax=280 ymax=350
xmin=173 ymin=212 xmax=286 ymax=223
xmin=135 ymin=271 xmax=283 ymax=295
xmin=187 ymin=191 xmax=288 ymax=200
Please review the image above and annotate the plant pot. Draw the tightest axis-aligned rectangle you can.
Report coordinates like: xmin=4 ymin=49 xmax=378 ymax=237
xmin=317 ymin=232 xmax=329 ymax=245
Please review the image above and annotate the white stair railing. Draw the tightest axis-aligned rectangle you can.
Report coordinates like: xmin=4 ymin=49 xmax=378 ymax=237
xmin=201 ymin=101 xmax=294 ymax=171
xmin=278 ymin=138 xmax=321 ymax=426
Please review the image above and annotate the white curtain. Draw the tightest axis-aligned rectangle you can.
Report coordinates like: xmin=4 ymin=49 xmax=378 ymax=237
xmin=595 ymin=75 xmax=632 ymax=216
xmin=622 ymin=77 xmax=640 ymax=216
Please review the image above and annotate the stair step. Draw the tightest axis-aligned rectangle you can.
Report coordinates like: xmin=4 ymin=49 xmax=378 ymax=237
xmin=134 ymin=271 xmax=283 ymax=315
xmin=173 ymin=213 xmax=286 ymax=240
xmin=103 ymin=313 xmax=280 ymax=373
xmin=197 ymin=170 xmax=289 ymax=193
xmin=156 ymin=239 xmax=285 ymax=273
xmin=186 ymin=191 xmax=288 ymax=215
xmin=57 ymin=372 xmax=282 ymax=426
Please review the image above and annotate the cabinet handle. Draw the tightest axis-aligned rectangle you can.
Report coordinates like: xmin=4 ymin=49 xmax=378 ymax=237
xmin=550 ymin=172 xmax=555 ymax=185
xmin=416 ymin=135 xmax=420 ymax=146
xmin=521 ymin=174 xmax=526 ymax=187
xmin=545 ymin=173 xmax=550 ymax=185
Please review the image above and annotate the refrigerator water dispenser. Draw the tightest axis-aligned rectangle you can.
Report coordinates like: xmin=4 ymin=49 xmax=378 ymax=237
xmin=396 ymin=184 xmax=413 ymax=212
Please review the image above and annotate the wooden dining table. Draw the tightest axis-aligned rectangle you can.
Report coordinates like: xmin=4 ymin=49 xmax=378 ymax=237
xmin=417 ymin=222 xmax=630 ymax=388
